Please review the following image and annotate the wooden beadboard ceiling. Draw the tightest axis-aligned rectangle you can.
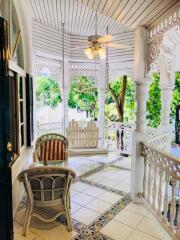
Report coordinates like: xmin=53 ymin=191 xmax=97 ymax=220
xmin=29 ymin=0 xmax=179 ymax=36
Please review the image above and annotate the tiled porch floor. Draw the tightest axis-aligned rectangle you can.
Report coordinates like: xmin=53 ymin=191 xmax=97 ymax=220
xmin=14 ymin=154 xmax=172 ymax=240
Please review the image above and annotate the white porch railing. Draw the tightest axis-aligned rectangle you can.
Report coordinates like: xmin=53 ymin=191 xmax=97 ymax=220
xmin=35 ymin=120 xmax=134 ymax=154
xmin=146 ymin=126 xmax=161 ymax=137
xmin=141 ymin=134 xmax=180 ymax=239
xmin=104 ymin=121 xmax=134 ymax=155
xmin=148 ymin=133 xmax=171 ymax=151
xmin=36 ymin=121 xmax=63 ymax=136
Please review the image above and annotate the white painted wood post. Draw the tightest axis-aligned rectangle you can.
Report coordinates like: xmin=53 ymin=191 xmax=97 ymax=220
xmin=159 ymin=51 xmax=175 ymax=145
xmin=98 ymin=60 xmax=106 ymax=148
xmin=131 ymin=26 xmax=151 ymax=202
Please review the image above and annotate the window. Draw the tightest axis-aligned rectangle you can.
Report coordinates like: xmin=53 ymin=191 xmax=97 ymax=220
xmin=9 ymin=72 xmax=26 ymax=158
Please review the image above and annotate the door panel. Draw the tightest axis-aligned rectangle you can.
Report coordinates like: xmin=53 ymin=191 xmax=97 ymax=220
xmin=0 ymin=17 xmax=13 ymax=240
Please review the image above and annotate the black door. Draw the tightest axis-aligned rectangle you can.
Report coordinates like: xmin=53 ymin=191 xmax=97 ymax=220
xmin=0 ymin=17 xmax=14 ymax=240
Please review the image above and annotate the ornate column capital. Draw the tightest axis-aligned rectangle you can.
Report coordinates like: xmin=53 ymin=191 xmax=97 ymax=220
xmin=147 ymin=37 xmax=163 ymax=73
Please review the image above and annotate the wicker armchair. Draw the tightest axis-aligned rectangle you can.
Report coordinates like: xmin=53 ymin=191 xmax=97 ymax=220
xmin=33 ymin=133 xmax=69 ymax=165
xmin=18 ymin=166 xmax=76 ymax=236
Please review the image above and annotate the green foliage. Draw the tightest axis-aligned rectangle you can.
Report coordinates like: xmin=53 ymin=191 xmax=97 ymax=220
xmin=124 ymin=78 xmax=136 ymax=122
xmin=146 ymin=72 xmax=180 ymax=128
xmin=170 ymin=72 xmax=180 ymax=123
xmin=146 ymin=73 xmax=161 ymax=128
xmin=105 ymin=76 xmax=136 ymax=122
xmin=105 ymin=103 xmax=117 ymax=121
xmin=68 ymin=76 xmax=98 ymax=118
xmin=36 ymin=76 xmax=61 ymax=109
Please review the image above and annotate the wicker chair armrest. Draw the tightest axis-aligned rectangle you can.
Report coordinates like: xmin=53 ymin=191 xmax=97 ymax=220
xmin=64 ymin=150 xmax=69 ymax=160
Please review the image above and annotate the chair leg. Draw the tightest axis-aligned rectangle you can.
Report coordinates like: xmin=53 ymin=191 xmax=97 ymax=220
xmin=66 ymin=210 xmax=73 ymax=232
xmin=22 ymin=208 xmax=32 ymax=236
xmin=68 ymin=192 xmax=71 ymax=209
xmin=65 ymin=201 xmax=73 ymax=232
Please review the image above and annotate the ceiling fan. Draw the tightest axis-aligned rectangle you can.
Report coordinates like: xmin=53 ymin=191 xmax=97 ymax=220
xmin=73 ymin=12 xmax=131 ymax=59
xmin=84 ymin=34 xmax=131 ymax=59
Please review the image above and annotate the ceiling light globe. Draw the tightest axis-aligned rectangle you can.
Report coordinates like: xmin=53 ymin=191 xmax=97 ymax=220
xmin=85 ymin=47 xmax=94 ymax=59
xmin=98 ymin=47 xmax=106 ymax=59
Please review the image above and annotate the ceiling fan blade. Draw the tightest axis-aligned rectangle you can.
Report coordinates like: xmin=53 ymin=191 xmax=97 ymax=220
xmin=103 ymin=42 xmax=131 ymax=49
xmin=71 ymin=46 xmax=88 ymax=50
xmin=97 ymin=34 xmax=112 ymax=43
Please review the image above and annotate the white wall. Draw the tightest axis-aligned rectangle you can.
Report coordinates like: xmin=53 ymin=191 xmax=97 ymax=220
xmin=13 ymin=0 xmax=33 ymax=74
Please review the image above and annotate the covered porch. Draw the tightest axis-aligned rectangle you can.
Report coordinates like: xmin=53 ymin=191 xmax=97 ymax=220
xmin=0 ymin=0 xmax=179 ymax=239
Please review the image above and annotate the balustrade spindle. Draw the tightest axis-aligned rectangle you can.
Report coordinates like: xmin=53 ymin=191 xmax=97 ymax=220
xmin=170 ymin=178 xmax=177 ymax=230
xmin=147 ymin=161 xmax=153 ymax=204
xmin=163 ymin=174 xmax=170 ymax=225
xmin=157 ymin=170 xmax=163 ymax=217
xmin=143 ymin=157 xmax=148 ymax=199
xmin=152 ymin=164 xmax=158 ymax=210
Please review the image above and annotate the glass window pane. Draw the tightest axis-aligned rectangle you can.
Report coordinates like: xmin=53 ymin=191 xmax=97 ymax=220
xmin=20 ymin=101 xmax=23 ymax=123
xmin=20 ymin=125 xmax=24 ymax=146
xmin=19 ymin=77 xmax=23 ymax=99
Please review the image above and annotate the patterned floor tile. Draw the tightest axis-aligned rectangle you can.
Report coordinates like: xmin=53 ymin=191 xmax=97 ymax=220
xmin=14 ymin=155 xmax=171 ymax=240
xmin=100 ymin=219 xmax=133 ymax=240
xmin=72 ymin=192 xmax=94 ymax=206
xmin=72 ymin=207 xmax=99 ymax=225
xmin=85 ymin=199 xmax=112 ymax=214
xmin=114 ymin=209 xmax=144 ymax=228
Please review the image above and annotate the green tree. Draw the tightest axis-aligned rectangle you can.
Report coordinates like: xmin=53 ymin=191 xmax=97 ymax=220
xmin=170 ymin=72 xmax=180 ymax=123
xmin=105 ymin=76 xmax=136 ymax=122
xmin=36 ymin=76 xmax=61 ymax=108
xmin=68 ymin=76 xmax=98 ymax=118
xmin=146 ymin=73 xmax=161 ymax=128
xmin=146 ymin=72 xmax=180 ymax=128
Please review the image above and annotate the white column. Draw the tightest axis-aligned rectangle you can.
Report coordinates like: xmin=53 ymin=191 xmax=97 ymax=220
xmin=161 ymin=87 xmax=173 ymax=129
xmin=160 ymin=52 xmax=175 ymax=132
xmin=98 ymin=60 xmax=106 ymax=148
xmin=135 ymin=80 xmax=150 ymax=132
xmin=159 ymin=50 xmax=175 ymax=151
xmin=131 ymin=26 xmax=150 ymax=202
xmin=62 ymin=59 xmax=70 ymax=136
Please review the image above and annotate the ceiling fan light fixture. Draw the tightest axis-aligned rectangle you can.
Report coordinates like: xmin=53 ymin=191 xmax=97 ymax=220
xmin=85 ymin=47 xmax=93 ymax=59
xmin=98 ymin=47 xmax=106 ymax=59
xmin=85 ymin=46 xmax=106 ymax=59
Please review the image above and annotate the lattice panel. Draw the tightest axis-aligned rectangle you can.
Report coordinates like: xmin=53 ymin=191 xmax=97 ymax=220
xmin=69 ymin=62 xmax=99 ymax=84
xmin=34 ymin=56 xmax=61 ymax=83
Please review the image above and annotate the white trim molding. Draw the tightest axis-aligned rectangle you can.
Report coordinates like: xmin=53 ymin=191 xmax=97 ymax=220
xmin=148 ymin=6 xmax=180 ymax=41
